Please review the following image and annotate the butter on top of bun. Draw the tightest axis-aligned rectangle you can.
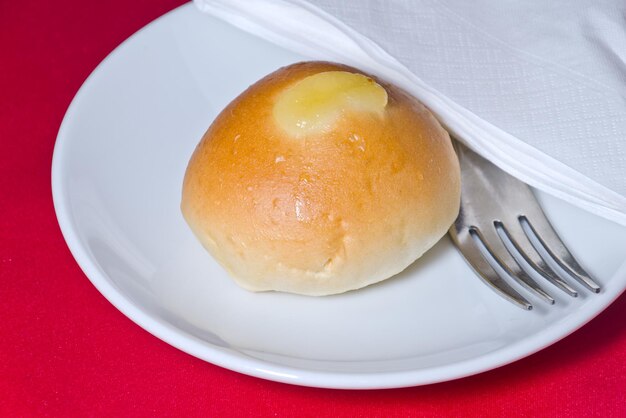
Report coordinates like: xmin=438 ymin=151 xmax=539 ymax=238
xmin=181 ymin=61 xmax=460 ymax=296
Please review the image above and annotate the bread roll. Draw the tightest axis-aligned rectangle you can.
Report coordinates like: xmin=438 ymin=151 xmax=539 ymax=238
xmin=181 ymin=61 xmax=460 ymax=295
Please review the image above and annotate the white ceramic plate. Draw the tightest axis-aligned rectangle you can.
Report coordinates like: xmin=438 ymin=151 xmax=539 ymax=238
xmin=52 ymin=4 xmax=626 ymax=389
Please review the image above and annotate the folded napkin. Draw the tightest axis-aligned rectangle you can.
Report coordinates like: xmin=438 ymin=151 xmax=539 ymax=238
xmin=195 ymin=0 xmax=626 ymax=225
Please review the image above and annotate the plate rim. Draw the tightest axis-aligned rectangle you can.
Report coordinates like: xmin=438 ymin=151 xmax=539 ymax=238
xmin=50 ymin=3 xmax=626 ymax=389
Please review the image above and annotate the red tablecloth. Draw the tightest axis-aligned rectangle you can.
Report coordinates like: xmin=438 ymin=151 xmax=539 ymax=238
xmin=2 ymin=0 xmax=626 ymax=416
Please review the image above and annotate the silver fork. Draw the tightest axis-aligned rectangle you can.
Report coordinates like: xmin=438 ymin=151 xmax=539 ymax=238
xmin=448 ymin=140 xmax=600 ymax=310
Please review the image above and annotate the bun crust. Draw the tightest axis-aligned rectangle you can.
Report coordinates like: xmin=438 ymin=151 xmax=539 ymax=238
xmin=181 ymin=61 xmax=460 ymax=295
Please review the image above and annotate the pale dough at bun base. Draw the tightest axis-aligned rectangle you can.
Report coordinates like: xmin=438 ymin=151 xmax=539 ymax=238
xmin=181 ymin=61 xmax=460 ymax=296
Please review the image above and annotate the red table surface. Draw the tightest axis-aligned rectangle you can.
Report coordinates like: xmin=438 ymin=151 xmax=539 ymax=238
xmin=1 ymin=0 xmax=626 ymax=416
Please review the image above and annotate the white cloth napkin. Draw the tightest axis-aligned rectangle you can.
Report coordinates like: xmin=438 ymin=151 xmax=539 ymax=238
xmin=195 ymin=0 xmax=626 ymax=225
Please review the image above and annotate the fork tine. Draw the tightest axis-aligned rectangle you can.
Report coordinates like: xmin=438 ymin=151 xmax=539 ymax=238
xmin=519 ymin=215 xmax=601 ymax=293
xmin=450 ymin=139 xmax=599 ymax=309
xmin=450 ymin=226 xmax=532 ymax=310
xmin=494 ymin=221 xmax=578 ymax=296
xmin=471 ymin=226 xmax=555 ymax=304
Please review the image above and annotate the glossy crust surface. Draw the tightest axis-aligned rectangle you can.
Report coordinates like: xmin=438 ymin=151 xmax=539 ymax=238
xmin=181 ymin=61 xmax=460 ymax=295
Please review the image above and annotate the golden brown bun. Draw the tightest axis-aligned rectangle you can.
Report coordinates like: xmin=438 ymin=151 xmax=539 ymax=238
xmin=181 ymin=61 xmax=460 ymax=295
